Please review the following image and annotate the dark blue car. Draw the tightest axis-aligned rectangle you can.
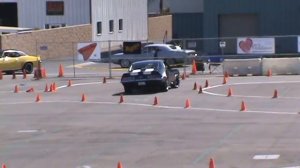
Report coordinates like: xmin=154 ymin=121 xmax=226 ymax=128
xmin=121 ymin=60 xmax=180 ymax=93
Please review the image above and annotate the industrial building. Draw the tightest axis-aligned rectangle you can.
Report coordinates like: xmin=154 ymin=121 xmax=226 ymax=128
xmin=91 ymin=0 xmax=148 ymax=43
xmin=203 ymin=0 xmax=300 ymax=54
xmin=0 ymin=0 xmax=90 ymax=29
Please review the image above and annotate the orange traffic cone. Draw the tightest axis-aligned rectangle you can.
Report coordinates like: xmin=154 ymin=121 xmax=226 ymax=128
xmin=224 ymin=71 xmax=229 ymax=78
xmin=14 ymin=85 xmax=19 ymax=93
xmin=52 ymin=82 xmax=57 ymax=92
xmin=67 ymin=80 xmax=72 ymax=87
xmin=102 ymin=77 xmax=107 ymax=84
xmin=185 ymin=99 xmax=191 ymax=108
xmin=26 ymin=87 xmax=34 ymax=93
xmin=272 ymin=89 xmax=278 ymax=98
xmin=198 ymin=85 xmax=203 ymax=94
xmin=227 ymin=87 xmax=233 ymax=97
xmin=223 ymin=76 xmax=227 ymax=84
xmin=117 ymin=161 xmax=123 ymax=168
xmin=204 ymin=80 xmax=209 ymax=88
xmin=44 ymin=84 xmax=49 ymax=92
xmin=36 ymin=94 xmax=41 ymax=102
xmin=49 ymin=84 xmax=53 ymax=92
xmin=181 ymin=72 xmax=186 ymax=80
xmin=193 ymin=82 xmax=198 ymax=90
xmin=2 ymin=164 xmax=7 ymax=168
xmin=240 ymin=101 xmax=247 ymax=111
xmin=81 ymin=94 xmax=86 ymax=102
xmin=153 ymin=96 xmax=159 ymax=105
xmin=58 ymin=64 xmax=64 ymax=77
xmin=119 ymin=94 xmax=124 ymax=103
xmin=191 ymin=60 xmax=197 ymax=75
xmin=22 ymin=69 xmax=27 ymax=79
xmin=209 ymin=158 xmax=216 ymax=168
xmin=267 ymin=69 xmax=272 ymax=77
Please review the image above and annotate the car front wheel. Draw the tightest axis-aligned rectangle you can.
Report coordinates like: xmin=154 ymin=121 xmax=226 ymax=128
xmin=165 ymin=59 xmax=176 ymax=66
xmin=23 ymin=63 xmax=33 ymax=74
xmin=120 ymin=59 xmax=131 ymax=68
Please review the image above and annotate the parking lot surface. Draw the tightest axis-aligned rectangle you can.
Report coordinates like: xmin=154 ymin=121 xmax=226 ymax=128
xmin=1 ymin=61 xmax=300 ymax=168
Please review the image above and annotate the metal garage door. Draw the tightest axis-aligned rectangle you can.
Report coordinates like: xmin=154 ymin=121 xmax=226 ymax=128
xmin=219 ymin=14 xmax=258 ymax=54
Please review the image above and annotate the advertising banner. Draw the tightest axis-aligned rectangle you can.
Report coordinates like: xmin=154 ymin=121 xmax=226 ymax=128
xmin=77 ymin=42 xmax=101 ymax=61
xmin=237 ymin=37 xmax=275 ymax=54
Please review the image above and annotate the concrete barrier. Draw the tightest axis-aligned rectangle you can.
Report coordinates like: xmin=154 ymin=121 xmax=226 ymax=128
xmin=223 ymin=58 xmax=262 ymax=76
xmin=262 ymin=57 xmax=300 ymax=75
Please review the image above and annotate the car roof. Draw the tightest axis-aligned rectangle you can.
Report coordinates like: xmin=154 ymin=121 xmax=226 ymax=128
xmin=132 ymin=59 xmax=164 ymax=65
xmin=144 ymin=43 xmax=174 ymax=48
xmin=2 ymin=49 xmax=23 ymax=53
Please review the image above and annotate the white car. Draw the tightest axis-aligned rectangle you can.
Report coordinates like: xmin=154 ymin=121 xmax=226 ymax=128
xmin=111 ymin=44 xmax=197 ymax=68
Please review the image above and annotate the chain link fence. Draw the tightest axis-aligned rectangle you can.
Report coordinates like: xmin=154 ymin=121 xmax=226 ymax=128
xmin=34 ymin=35 xmax=300 ymax=78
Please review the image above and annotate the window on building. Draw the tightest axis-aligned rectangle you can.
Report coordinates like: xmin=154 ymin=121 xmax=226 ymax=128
xmin=118 ymin=19 xmax=123 ymax=31
xmin=109 ymin=20 xmax=114 ymax=33
xmin=46 ymin=1 xmax=64 ymax=15
xmin=97 ymin=22 xmax=102 ymax=35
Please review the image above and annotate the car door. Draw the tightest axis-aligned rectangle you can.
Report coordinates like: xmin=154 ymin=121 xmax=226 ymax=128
xmin=141 ymin=46 xmax=155 ymax=60
xmin=1 ymin=52 xmax=21 ymax=71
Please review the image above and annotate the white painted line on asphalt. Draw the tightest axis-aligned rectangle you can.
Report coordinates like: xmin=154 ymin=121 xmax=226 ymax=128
xmin=281 ymin=166 xmax=300 ymax=168
xmin=203 ymin=80 xmax=300 ymax=99
xmin=17 ymin=129 xmax=39 ymax=133
xmin=253 ymin=154 xmax=280 ymax=160
xmin=77 ymin=165 xmax=92 ymax=168
xmin=67 ymin=62 xmax=96 ymax=68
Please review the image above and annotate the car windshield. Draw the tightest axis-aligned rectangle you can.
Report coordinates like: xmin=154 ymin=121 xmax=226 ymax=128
xmin=168 ymin=44 xmax=177 ymax=50
xmin=129 ymin=61 xmax=161 ymax=72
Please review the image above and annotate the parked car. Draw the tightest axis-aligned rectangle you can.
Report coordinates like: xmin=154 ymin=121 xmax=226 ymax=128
xmin=121 ymin=60 xmax=180 ymax=93
xmin=112 ymin=43 xmax=197 ymax=68
xmin=0 ymin=49 xmax=41 ymax=74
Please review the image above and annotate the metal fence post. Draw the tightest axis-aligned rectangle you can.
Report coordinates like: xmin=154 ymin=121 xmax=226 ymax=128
xmin=72 ymin=42 xmax=76 ymax=78
xmin=183 ymin=39 xmax=187 ymax=75
xmin=108 ymin=40 xmax=112 ymax=79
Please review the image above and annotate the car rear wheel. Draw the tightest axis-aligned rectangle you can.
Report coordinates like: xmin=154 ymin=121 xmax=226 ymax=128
xmin=165 ymin=59 xmax=176 ymax=66
xmin=161 ymin=82 xmax=170 ymax=92
xmin=120 ymin=59 xmax=131 ymax=68
xmin=171 ymin=76 xmax=180 ymax=88
xmin=23 ymin=63 xmax=33 ymax=74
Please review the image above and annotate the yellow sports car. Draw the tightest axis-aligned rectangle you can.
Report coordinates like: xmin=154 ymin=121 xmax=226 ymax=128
xmin=0 ymin=49 xmax=41 ymax=74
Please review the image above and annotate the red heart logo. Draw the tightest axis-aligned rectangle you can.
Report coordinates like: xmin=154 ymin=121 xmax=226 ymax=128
xmin=239 ymin=38 xmax=253 ymax=53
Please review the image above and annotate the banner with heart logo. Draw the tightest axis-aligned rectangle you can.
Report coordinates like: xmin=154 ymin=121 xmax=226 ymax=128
xmin=237 ymin=37 xmax=275 ymax=54
xmin=297 ymin=36 xmax=300 ymax=53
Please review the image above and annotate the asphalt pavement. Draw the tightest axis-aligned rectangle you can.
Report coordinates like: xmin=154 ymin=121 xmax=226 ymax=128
xmin=1 ymin=60 xmax=300 ymax=168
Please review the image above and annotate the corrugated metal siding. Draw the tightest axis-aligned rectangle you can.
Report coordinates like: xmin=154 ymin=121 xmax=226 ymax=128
xmin=204 ymin=0 xmax=300 ymax=37
xmin=203 ymin=0 xmax=300 ymax=54
xmin=172 ymin=13 xmax=203 ymax=38
xmin=165 ymin=0 xmax=203 ymax=13
xmin=18 ymin=0 xmax=90 ymax=28
xmin=92 ymin=0 xmax=148 ymax=42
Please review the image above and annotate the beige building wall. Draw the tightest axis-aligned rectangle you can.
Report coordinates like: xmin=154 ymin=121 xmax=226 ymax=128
xmin=148 ymin=15 xmax=172 ymax=42
xmin=0 ymin=24 xmax=92 ymax=60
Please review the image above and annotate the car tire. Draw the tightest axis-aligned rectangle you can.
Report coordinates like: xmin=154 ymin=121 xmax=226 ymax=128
xmin=161 ymin=82 xmax=169 ymax=92
xmin=23 ymin=63 xmax=33 ymax=74
xmin=120 ymin=59 xmax=131 ymax=68
xmin=171 ymin=76 xmax=180 ymax=88
xmin=165 ymin=59 xmax=176 ymax=66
